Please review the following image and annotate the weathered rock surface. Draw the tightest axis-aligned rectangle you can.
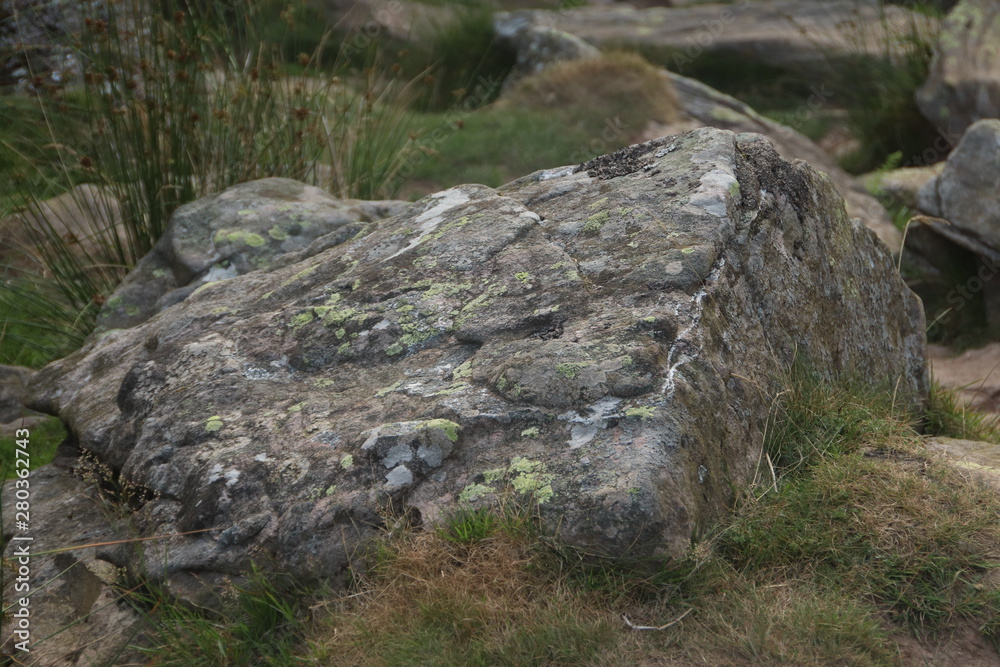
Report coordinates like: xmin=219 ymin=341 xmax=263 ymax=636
xmin=916 ymin=0 xmax=1000 ymax=140
xmin=28 ymin=128 xmax=927 ymax=593
xmin=495 ymin=0 xmax=937 ymax=71
xmin=95 ymin=178 xmax=409 ymax=332
xmin=929 ymin=343 xmax=1000 ymax=413
xmin=492 ymin=15 xmax=903 ymax=252
xmin=907 ymin=120 xmax=1000 ymax=333
xmin=926 ymin=436 xmax=1000 ymax=492
xmin=917 ymin=119 xmax=1000 ymax=249
xmin=494 ymin=19 xmax=601 ymax=90
xmin=1 ymin=448 xmax=142 ymax=665
xmin=0 ymin=365 xmax=32 ymax=424
xmin=650 ymin=71 xmax=904 ymax=252
xmin=863 ymin=164 xmax=945 ymax=212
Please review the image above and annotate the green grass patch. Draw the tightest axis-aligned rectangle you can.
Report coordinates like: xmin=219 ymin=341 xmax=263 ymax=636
xmin=134 ymin=567 xmax=319 ymax=666
xmin=0 ymin=416 xmax=66 ymax=478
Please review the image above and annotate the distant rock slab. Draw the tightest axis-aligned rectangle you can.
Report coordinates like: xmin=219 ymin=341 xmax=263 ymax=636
xmin=496 ymin=0 xmax=937 ymax=70
xmin=28 ymin=129 xmax=927 ymax=592
xmin=917 ymin=0 xmax=1000 ymax=140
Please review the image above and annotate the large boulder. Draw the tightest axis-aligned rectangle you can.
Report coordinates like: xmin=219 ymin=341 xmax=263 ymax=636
xmin=917 ymin=119 xmax=1000 ymax=247
xmin=908 ymin=120 xmax=1000 ymax=334
xmin=495 ymin=0 xmax=937 ymax=71
xmin=916 ymin=0 xmax=1000 ymax=140
xmin=94 ymin=178 xmax=409 ymax=332
xmin=27 ymin=129 xmax=927 ymax=594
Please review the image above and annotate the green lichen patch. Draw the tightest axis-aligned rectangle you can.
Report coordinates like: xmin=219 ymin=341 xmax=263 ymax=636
xmin=588 ymin=196 xmax=609 ymax=210
xmin=205 ymin=416 xmax=224 ymax=433
xmin=556 ymin=362 xmax=590 ymax=380
xmin=269 ymin=226 xmax=288 ymax=241
xmin=288 ymin=401 xmax=307 ymax=413
xmin=107 ymin=296 xmax=123 ymax=309
xmin=625 ymin=406 xmax=656 ymax=420
xmin=459 ymin=482 xmax=495 ymax=503
xmin=259 ymin=291 xmax=274 ymax=301
xmin=385 ymin=342 xmax=405 ymax=356
xmin=340 ymin=454 xmax=354 ymax=470
xmin=521 ymin=427 xmax=540 ymax=439
xmin=376 ymin=381 xmax=402 ymax=398
xmin=583 ymin=210 xmax=610 ymax=233
xmin=423 ymin=418 xmax=460 ymax=443
xmin=514 ymin=272 xmax=532 ymax=284
xmin=452 ymin=359 xmax=473 ymax=381
xmin=508 ymin=457 xmax=555 ymax=503
xmin=313 ymin=378 xmax=335 ymax=388
xmin=288 ymin=311 xmax=315 ymax=330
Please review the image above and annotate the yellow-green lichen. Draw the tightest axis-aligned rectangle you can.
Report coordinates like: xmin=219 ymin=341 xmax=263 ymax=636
xmin=452 ymin=359 xmax=473 ymax=381
xmin=625 ymin=406 xmax=656 ymax=420
xmin=288 ymin=311 xmax=315 ymax=330
xmin=335 ymin=328 xmax=346 ymax=339
xmin=483 ymin=468 xmax=506 ymax=484
xmin=385 ymin=342 xmax=405 ymax=356
xmin=341 ymin=454 xmax=354 ymax=470
xmin=152 ymin=268 xmax=167 ymax=278
xmin=514 ymin=272 xmax=532 ymax=284
xmin=521 ymin=427 xmax=540 ymax=439
xmin=583 ymin=210 xmax=609 ymax=233
xmin=269 ymin=226 xmax=288 ymax=241
xmin=459 ymin=483 xmax=495 ymax=503
xmin=423 ymin=418 xmax=460 ymax=443
xmin=508 ymin=457 xmax=555 ymax=503
xmin=288 ymin=401 xmax=306 ymax=413
xmin=681 ymin=247 xmax=696 ymax=255
xmin=588 ymin=196 xmax=609 ymax=210
xmin=259 ymin=290 xmax=274 ymax=301
xmin=337 ymin=342 xmax=352 ymax=355
xmin=205 ymin=416 xmax=224 ymax=433
xmin=313 ymin=378 xmax=335 ymax=388
xmin=556 ymin=362 xmax=588 ymax=380
xmin=126 ymin=305 xmax=141 ymax=316
xmin=107 ymin=296 xmax=123 ymax=309
xmin=376 ymin=381 xmax=402 ymax=398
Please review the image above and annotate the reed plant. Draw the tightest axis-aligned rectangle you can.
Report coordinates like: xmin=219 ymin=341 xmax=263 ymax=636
xmin=0 ymin=0 xmax=418 ymax=364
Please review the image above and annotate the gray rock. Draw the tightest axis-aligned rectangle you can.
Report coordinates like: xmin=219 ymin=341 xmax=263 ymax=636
xmin=1 ymin=456 xmax=142 ymax=665
xmin=0 ymin=365 xmax=32 ymax=424
xmin=652 ymin=71 xmax=904 ymax=252
xmin=862 ymin=164 xmax=945 ymax=212
xmin=495 ymin=1 xmax=937 ymax=71
xmin=94 ymin=178 xmax=409 ymax=332
xmin=916 ymin=0 xmax=1000 ymax=140
xmin=493 ymin=23 xmax=903 ymax=253
xmin=28 ymin=129 xmax=926 ymax=594
xmin=494 ymin=20 xmax=601 ymax=90
xmin=917 ymin=119 xmax=1000 ymax=246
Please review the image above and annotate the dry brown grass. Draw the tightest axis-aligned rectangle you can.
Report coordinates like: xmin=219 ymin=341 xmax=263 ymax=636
xmin=311 ymin=527 xmax=626 ymax=665
xmin=501 ymin=51 xmax=681 ymax=137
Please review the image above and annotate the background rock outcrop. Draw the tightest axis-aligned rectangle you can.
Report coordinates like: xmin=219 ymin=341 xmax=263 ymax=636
xmin=27 ymin=128 xmax=927 ymax=594
xmin=916 ymin=0 xmax=1000 ymax=140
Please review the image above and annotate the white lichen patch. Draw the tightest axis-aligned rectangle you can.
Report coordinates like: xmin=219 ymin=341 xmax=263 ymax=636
xmin=385 ymin=189 xmax=472 ymax=260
